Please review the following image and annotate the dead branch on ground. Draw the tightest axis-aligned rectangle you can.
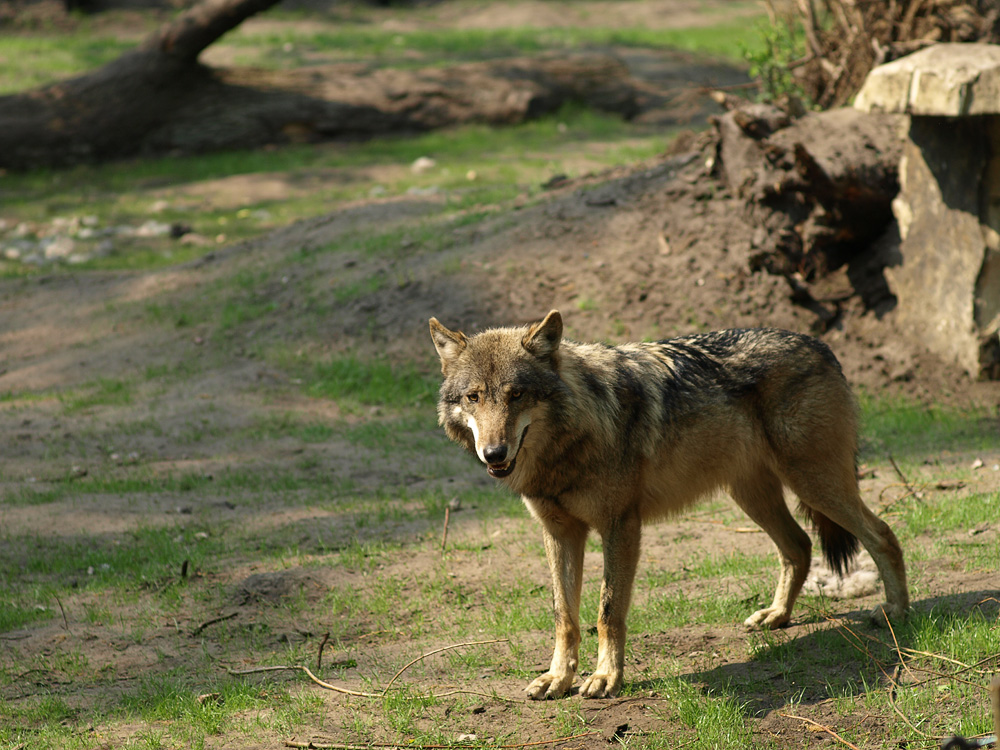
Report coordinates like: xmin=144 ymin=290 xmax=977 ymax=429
xmin=769 ymin=0 xmax=1000 ymax=108
xmin=227 ymin=638 xmax=513 ymax=702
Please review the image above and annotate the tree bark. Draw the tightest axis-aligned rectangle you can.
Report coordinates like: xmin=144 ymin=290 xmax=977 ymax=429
xmin=0 ymin=0 xmax=640 ymax=169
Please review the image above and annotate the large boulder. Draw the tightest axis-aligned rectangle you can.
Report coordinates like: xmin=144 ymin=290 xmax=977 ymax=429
xmin=855 ymin=43 xmax=1000 ymax=379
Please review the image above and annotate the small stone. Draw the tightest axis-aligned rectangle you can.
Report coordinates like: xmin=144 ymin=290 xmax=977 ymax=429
xmin=179 ymin=232 xmax=211 ymax=247
xmin=411 ymin=156 xmax=436 ymax=174
xmin=43 ymin=236 xmax=75 ymax=260
xmin=136 ymin=220 xmax=172 ymax=237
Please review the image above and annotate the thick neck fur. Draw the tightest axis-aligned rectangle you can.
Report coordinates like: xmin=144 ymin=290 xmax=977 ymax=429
xmin=498 ymin=339 xmax=654 ymax=499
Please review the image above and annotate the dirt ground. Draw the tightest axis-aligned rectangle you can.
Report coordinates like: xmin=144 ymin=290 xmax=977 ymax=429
xmin=2 ymin=1 xmax=1000 ymax=748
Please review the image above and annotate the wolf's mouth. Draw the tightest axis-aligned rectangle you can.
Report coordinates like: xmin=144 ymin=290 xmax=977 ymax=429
xmin=487 ymin=459 xmax=515 ymax=478
xmin=485 ymin=426 xmax=528 ymax=479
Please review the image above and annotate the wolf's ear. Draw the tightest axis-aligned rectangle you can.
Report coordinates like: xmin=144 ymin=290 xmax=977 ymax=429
xmin=522 ymin=310 xmax=562 ymax=360
xmin=429 ymin=317 xmax=468 ymax=373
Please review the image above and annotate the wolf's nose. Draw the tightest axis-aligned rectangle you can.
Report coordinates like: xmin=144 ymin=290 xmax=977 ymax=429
xmin=483 ymin=444 xmax=508 ymax=464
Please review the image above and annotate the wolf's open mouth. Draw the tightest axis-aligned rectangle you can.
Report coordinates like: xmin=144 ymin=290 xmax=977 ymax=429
xmin=487 ymin=460 xmax=515 ymax=478
xmin=486 ymin=426 xmax=527 ymax=479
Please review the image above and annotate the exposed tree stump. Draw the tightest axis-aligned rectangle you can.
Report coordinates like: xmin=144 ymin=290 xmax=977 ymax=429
xmin=708 ymin=101 xmax=904 ymax=328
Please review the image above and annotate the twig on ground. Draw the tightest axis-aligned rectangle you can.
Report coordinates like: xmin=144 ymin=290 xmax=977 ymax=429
xmin=228 ymin=638 xmax=512 ymax=702
xmin=780 ymin=713 xmax=862 ymax=750
xmin=829 ymin=614 xmax=924 ymax=737
xmin=887 ymin=664 xmax=933 ymax=739
xmin=317 ymin=632 xmax=330 ymax=672
xmin=54 ymin=594 xmax=69 ymax=631
xmin=441 ymin=506 xmax=450 ymax=551
xmin=191 ymin=611 xmax=237 ymax=636
xmin=877 ymin=453 xmax=930 ymax=512
xmin=887 ymin=453 xmax=912 ymax=488
xmin=877 ymin=482 xmax=928 ymax=512
xmin=883 ymin=607 xmax=917 ymax=684
xmin=820 ymin=612 xmax=887 ymax=668
xmin=383 ymin=638 xmax=508 ymax=694
xmin=227 ymin=664 xmax=381 ymax=697
xmin=901 ymin=648 xmax=973 ymax=670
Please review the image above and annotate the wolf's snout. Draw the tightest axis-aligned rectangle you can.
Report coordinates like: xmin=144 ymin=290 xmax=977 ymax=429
xmin=483 ymin=444 xmax=508 ymax=465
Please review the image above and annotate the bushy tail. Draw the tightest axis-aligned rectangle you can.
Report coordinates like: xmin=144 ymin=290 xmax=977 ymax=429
xmin=799 ymin=504 xmax=859 ymax=577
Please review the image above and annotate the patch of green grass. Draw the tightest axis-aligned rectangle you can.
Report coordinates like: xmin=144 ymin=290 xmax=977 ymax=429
xmin=635 ymin=677 xmax=754 ymax=749
xmin=59 ymin=377 xmax=134 ymax=413
xmin=903 ymin=490 xmax=999 ymax=536
xmin=344 ymin=416 xmax=440 ymax=452
xmin=60 ymin=471 xmax=214 ymax=494
xmin=2 ymin=524 xmax=219 ymax=589
xmin=897 ymin=490 xmax=1000 ymax=571
xmin=859 ymin=393 xmax=999 ymax=459
xmin=482 ymin=578 xmax=553 ymax=636
xmin=2 ymin=486 xmax=65 ymax=506
xmin=0 ymin=34 xmax=138 ymax=94
xmin=908 ymin=606 xmax=998 ymax=663
xmin=645 ymin=550 xmax=773 ymax=587
xmin=251 ymin=412 xmax=336 ymax=443
xmin=0 ymin=6 xmax=764 ymax=93
xmin=827 ymin=606 xmax=1000 ymax=744
xmin=0 ymin=599 xmax=54 ymax=631
xmin=221 ymin=20 xmax=765 ymax=69
xmin=633 ymin=588 xmax=763 ymax=630
xmin=302 ymin=355 xmax=438 ymax=410
xmin=0 ymin=694 xmax=78 ymax=734
xmin=119 ymin=672 xmax=308 ymax=740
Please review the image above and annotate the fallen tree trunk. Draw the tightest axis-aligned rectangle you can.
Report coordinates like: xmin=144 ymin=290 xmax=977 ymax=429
xmin=0 ymin=0 xmax=640 ymax=169
xmin=0 ymin=0 xmax=281 ymax=168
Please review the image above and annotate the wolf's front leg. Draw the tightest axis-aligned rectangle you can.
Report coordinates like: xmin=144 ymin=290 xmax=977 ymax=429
xmin=580 ymin=509 xmax=641 ymax=699
xmin=526 ymin=515 xmax=588 ymax=700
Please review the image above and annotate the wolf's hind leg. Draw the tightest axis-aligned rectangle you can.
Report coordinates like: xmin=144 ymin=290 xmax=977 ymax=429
xmin=526 ymin=514 xmax=588 ymax=700
xmin=785 ymin=467 xmax=909 ymax=623
xmin=730 ymin=469 xmax=812 ymax=629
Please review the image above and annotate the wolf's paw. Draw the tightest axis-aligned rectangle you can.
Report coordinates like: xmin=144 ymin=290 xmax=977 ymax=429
xmin=525 ymin=671 xmax=575 ymax=700
xmin=868 ymin=602 xmax=909 ymax=627
xmin=743 ymin=606 xmax=791 ymax=630
xmin=578 ymin=671 xmax=622 ymax=699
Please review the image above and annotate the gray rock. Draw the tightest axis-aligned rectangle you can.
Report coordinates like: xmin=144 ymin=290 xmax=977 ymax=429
xmin=855 ymin=44 xmax=1000 ymax=378
xmin=855 ymin=43 xmax=1000 ymax=116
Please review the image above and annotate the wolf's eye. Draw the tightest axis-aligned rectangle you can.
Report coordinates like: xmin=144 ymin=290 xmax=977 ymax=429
xmin=510 ymin=390 xmax=523 ymax=400
xmin=466 ymin=393 xmax=479 ymax=403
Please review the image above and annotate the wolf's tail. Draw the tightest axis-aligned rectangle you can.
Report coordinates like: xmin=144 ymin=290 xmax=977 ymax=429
xmin=799 ymin=505 xmax=859 ymax=577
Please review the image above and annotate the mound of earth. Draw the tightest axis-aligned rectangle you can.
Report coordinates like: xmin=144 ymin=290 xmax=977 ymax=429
xmin=317 ymin=108 xmax=995 ymax=408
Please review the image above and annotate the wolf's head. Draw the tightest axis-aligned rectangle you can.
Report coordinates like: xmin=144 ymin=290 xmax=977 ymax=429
xmin=429 ymin=310 xmax=563 ymax=479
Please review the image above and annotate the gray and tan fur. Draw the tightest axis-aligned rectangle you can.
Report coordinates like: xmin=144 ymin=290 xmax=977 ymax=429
xmin=429 ymin=310 xmax=908 ymax=700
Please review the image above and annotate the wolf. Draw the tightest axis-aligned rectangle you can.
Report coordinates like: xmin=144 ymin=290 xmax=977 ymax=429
xmin=429 ymin=310 xmax=908 ymax=700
